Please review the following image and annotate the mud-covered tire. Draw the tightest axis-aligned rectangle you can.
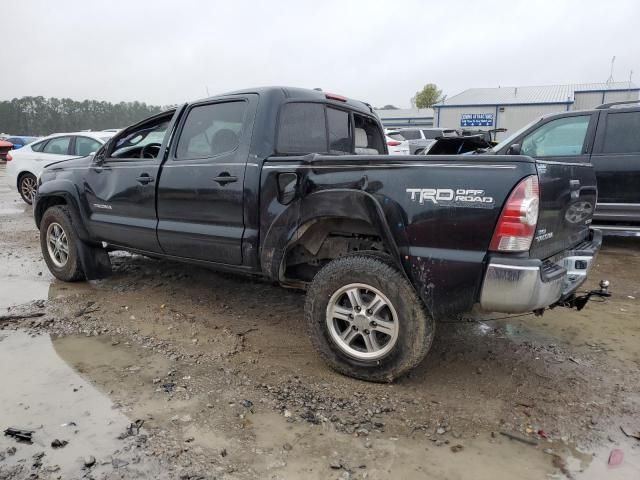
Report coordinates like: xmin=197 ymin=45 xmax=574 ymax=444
xmin=18 ymin=173 xmax=37 ymax=205
xmin=305 ymin=255 xmax=435 ymax=382
xmin=40 ymin=206 xmax=85 ymax=282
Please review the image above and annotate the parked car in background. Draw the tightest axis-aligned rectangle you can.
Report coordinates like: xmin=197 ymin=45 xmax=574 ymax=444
xmin=385 ymin=134 xmax=410 ymax=155
xmin=6 ymin=131 xmax=115 ymax=204
xmin=491 ymin=100 xmax=640 ymax=232
xmin=0 ymin=140 xmax=14 ymax=161
xmin=391 ymin=127 xmax=460 ymax=154
xmin=4 ymin=136 xmax=40 ymax=149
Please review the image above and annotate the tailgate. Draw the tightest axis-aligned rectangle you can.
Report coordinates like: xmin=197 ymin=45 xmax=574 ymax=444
xmin=529 ymin=160 xmax=597 ymax=259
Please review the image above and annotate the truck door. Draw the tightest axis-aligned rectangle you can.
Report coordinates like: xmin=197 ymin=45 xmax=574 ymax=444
xmin=590 ymin=108 xmax=640 ymax=222
xmin=156 ymin=95 xmax=258 ymax=264
xmin=83 ymin=110 xmax=178 ymax=252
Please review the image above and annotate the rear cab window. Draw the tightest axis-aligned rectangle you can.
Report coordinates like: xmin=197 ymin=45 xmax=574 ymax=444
xmin=277 ymin=102 xmax=383 ymax=155
xmin=277 ymin=103 xmax=327 ymax=154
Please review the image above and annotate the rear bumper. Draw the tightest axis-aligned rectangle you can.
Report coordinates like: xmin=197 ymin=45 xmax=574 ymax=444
xmin=479 ymin=229 xmax=602 ymax=313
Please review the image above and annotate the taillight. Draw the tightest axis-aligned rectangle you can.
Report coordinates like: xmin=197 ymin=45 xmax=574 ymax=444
xmin=489 ymin=175 xmax=539 ymax=252
xmin=6 ymin=152 xmax=12 ymax=161
xmin=387 ymin=140 xmax=401 ymax=146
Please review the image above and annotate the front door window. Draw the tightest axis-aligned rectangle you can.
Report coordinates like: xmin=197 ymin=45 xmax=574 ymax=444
xmin=521 ymin=116 xmax=590 ymax=157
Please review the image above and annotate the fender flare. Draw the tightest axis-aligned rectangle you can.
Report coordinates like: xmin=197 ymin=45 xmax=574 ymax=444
xmin=34 ymin=179 xmax=91 ymax=242
xmin=260 ymin=189 xmax=407 ymax=282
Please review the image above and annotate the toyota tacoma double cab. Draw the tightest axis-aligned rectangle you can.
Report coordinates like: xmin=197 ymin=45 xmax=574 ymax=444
xmin=34 ymin=87 xmax=603 ymax=382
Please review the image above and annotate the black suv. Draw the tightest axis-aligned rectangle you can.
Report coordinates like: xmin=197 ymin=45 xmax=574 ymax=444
xmin=493 ymin=100 xmax=640 ymax=232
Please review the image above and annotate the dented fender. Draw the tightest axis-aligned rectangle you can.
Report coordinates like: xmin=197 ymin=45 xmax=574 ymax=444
xmin=259 ymin=188 xmax=407 ymax=282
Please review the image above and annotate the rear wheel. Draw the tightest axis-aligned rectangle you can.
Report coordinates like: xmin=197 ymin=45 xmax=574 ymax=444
xmin=18 ymin=173 xmax=37 ymax=204
xmin=40 ymin=206 xmax=85 ymax=282
xmin=305 ymin=255 xmax=435 ymax=382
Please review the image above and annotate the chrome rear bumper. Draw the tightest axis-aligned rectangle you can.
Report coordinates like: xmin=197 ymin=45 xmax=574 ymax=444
xmin=479 ymin=230 xmax=602 ymax=313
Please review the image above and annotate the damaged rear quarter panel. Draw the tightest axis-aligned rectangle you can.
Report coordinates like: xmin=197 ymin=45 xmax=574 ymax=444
xmin=260 ymin=155 xmax=537 ymax=319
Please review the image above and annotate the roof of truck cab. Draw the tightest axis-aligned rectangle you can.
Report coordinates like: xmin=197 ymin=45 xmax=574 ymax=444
xmin=194 ymin=86 xmax=375 ymax=115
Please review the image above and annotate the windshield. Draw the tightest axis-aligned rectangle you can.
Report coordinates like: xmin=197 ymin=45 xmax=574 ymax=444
xmin=492 ymin=117 xmax=543 ymax=152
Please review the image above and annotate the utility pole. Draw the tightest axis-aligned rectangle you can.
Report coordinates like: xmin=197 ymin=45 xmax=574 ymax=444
xmin=606 ymin=56 xmax=616 ymax=85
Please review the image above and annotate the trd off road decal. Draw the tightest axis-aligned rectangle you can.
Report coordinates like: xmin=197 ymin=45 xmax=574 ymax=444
xmin=406 ymin=188 xmax=494 ymax=209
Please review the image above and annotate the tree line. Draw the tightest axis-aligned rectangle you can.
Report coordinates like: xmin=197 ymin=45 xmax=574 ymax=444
xmin=0 ymin=96 xmax=167 ymax=136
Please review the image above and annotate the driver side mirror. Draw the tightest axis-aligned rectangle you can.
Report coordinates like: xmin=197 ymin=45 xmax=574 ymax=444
xmin=506 ymin=143 xmax=521 ymax=155
xmin=94 ymin=141 xmax=110 ymax=165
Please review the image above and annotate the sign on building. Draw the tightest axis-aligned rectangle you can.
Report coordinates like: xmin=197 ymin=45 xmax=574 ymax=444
xmin=460 ymin=113 xmax=494 ymax=127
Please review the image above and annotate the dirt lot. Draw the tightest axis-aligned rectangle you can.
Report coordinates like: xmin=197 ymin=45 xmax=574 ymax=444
xmin=1 ymin=163 xmax=639 ymax=479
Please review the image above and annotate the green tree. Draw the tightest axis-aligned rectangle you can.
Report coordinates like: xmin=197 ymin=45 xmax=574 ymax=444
xmin=0 ymin=97 xmax=165 ymax=136
xmin=412 ymin=84 xmax=443 ymax=109
xmin=379 ymin=104 xmax=399 ymax=110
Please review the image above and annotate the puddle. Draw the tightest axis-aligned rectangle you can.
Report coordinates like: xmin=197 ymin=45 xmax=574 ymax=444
xmin=0 ymin=331 xmax=166 ymax=479
xmin=0 ymin=277 xmax=51 ymax=310
xmin=0 ymin=276 xmax=100 ymax=312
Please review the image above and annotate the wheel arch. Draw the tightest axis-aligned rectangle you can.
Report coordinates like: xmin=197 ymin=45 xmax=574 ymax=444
xmin=35 ymin=181 xmax=91 ymax=242
xmin=261 ymin=189 xmax=407 ymax=286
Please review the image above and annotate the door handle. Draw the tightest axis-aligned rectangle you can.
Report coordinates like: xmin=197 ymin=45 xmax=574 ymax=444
xmin=136 ymin=174 xmax=155 ymax=185
xmin=213 ymin=172 xmax=238 ymax=185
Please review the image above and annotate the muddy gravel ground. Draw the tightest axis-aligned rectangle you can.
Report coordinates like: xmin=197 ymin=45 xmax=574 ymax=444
xmin=1 ymin=164 xmax=639 ymax=480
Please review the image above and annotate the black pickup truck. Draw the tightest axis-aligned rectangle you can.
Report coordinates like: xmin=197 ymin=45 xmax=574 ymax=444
xmin=34 ymin=87 xmax=604 ymax=382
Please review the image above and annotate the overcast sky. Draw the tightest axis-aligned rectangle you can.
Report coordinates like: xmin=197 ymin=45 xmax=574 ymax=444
xmin=2 ymin=0 xmax=639 ymax=108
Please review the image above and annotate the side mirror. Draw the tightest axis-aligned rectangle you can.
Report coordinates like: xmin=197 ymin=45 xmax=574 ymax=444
xmin=89 ymin=151 xmax=96 ymax=156
xmin=506 ymin=143 xmax=521 ymax=155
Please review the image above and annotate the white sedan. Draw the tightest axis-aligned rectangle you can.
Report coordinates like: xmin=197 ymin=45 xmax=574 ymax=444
xmin=385 ymin=134 xmax=410 ymax=155
xmin=6 ymin=131 xmax=115 ymax=204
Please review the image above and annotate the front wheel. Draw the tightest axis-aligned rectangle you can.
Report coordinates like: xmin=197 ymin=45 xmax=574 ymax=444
xmin=40 ymin=206 xmax=85 ymax=282
xmin=304 ymin=255 xmax=435 ymax=382
xmin=18 ymin=173 xmax=37 ymax=204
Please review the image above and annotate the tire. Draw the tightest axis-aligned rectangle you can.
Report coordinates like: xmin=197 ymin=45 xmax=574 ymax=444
xmin=40 ymin=206 xmax=85 ymax=282
xmin=305 ymin=255 xmax=435 ymax=382
xmin=18 ymin=173 xmax=37 ymax=205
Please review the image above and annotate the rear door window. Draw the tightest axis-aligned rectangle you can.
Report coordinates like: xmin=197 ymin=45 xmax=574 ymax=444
xmin=42 ymin=136 xmax=72 ymax=155
xmin=521 ymin=116 xmax=590 ymax=157
xmin=601 ymin=111 xmax=640 ymax=154
xmin=176 ymin=101 xmax=248 ymax=160
xmin=277 ymin=103 xmax=327 ymax=154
